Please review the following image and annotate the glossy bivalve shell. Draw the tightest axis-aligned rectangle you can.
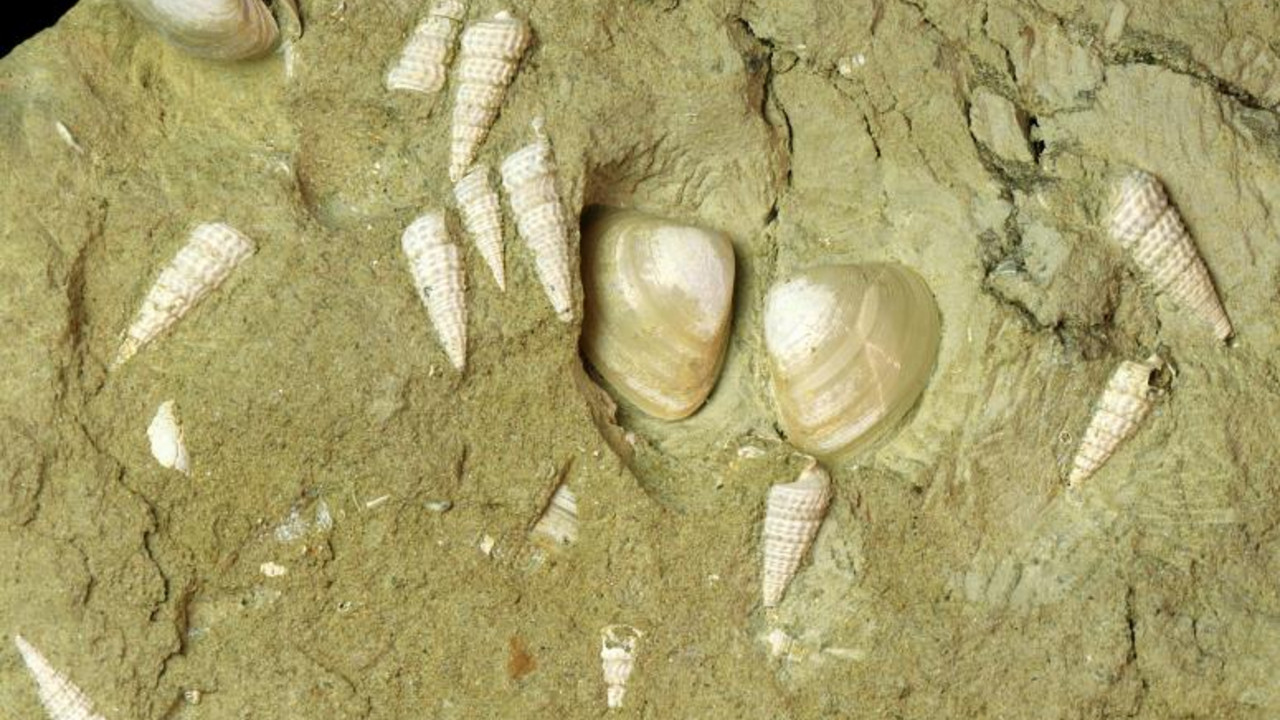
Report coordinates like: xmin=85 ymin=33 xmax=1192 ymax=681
xmin=121 ymin=0 xmax=298 ymax=61
xmin=763 ymin=263 xmax=942 ymax=459
xmin=580 ymin=208 xmax=735 ymax=420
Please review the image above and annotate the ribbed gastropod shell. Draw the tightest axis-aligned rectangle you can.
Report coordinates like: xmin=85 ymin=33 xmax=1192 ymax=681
xmin=761 ymin=459 xmax=831 ymax=608
xmin=762 ymin=264 xmax=942 ymax=459
xmin=600 ymin=624 xmax=642 ymax=709
xmin=1067 ymin=354 xmax=1163 ymax=488
xmin=385 ymin=0 xmax=467 ymax=94
xmin=580 ymin=208 xmax=735 ymax=420
xmin=453 ymin=165 xmax=506 ymax=290
xmin=14 ymin=635 xmax=107 ymax=720
xmin=500 ymin=125 xmax=574 ymax=322
xmin=1109 ymin=170 xmax=1233 ymax=341
xmin=449 ymin=11 xmax=532 ymax=181
xmin=401 ymin=212 xmax=467 ymax=371
xmin=121 ymin=0 xmax=299 ymax=61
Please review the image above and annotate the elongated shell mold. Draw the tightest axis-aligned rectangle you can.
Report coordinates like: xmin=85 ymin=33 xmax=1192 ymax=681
xmin=402 ymin=212 xmax=468 ymax=371
xmin=147 ymin=399 xmax=191 ymax=475
xmin=581 ymin=207 xmax=735 ymax=420
xmin=121 ymin=0 xmax=299 ymax=61
xmin=761 ymin=460 xmax=832 ymax=607
xmin=449 ymin=11 xmax=532 ymax=181
xmin=112 ymin=222 xmax=255 ymax=370
xmin=453 ymin=165 xmax=506 ymax=290
xmin=763 ymin=263 xmax=942 ymax=459
xmin=600 ymin=625 xmax=642 ymax=709
xmin=1067 ymin=354 xmax=1163 ymax=488
xmin=14 ymin=635 xmax=107 ymax=720
xmin=386 ymin=0 xmax=467 ymax=93
xmin=500 ymin=127 xmax=575 ymax=322
xmin=1109 ymin=170 xmax=1233 ymax=341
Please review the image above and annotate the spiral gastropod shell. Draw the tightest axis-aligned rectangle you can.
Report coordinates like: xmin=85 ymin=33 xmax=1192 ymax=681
xmin=120 ymin=0 xmax=299 ymax=61
xmin=763 ymin=263 xmax=942 ymax=459
xmin=580 ymin=208 xmax=736 ymax=420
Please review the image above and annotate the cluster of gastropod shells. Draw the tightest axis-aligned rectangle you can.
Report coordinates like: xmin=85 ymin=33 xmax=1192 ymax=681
xmin=14 ymin=635 xmax=107 ymax=720
xmin=120 ymin=0 xmax=300 ymax=61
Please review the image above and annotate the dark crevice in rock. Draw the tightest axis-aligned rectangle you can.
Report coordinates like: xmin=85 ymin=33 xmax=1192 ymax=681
xmin=728 ymin=15 xmax=793 ymax=219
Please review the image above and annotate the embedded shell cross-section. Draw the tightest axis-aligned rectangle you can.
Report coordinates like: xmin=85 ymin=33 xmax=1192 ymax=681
xmin=1109 ymin=170 xmax=1233 ymax=341
xmin=1067 ymin=354 xmax=1163 ymax=488
xmin=449 ymin=11 xmax=532 ymax=181
xmin=600 ymin=625 xmax=642 ymax=710
xmin=761 ymin=460 xmax=832 ymax=608
xmin=581 ymin=207 xmax=735 ymax=420
xmin=763 ymin=264 xmax=942 ymax=460
xmin=121 ymin=0 xmax=297 ymax=60
xmin=386 ymin=0 xmax=467 ymax=94
xmin=147 ymin=400 xmax=191 ymax=475
xmin=401 ymin=212 xmax=468 ymax=371
xmin=14 ymin=635 xmax=108 ymax=720
xmin=111 ymin=222 xmax=255 ymax=370
xmin=501 ymin=129 xmax=574 ymax=322
xmin=453 ymin=165 xmax=506 ymax=290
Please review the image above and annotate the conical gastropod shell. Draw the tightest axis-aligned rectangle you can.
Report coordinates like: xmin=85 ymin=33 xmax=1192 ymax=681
xmin=1067 ymin=354 xmax=1163 ymax=488
xmin=401 ymin=212 xmax=467 ymax=371
xmin=600 ymin=624 xmax=642 ymax=709
xmin=14 ymin=635 xmax=107 ymax=720
xmin=580 ymin=208 xmax=735 ymax=420
xmin=1109 ymin=170 xmax=1233 ymax=341
xmin=453 ymin=165 xmax=506 ymax=290
xmin=500 ymin=126 xmax=574 ymax=322
xmin=762 ymin=264 xmax=942 ymax=459
xmin=761 ymin=460 xmax=831 ymax=608
xmin=147 ymin=400 xmax=191 ymax=475
xmin=120 ymin=0 xmax=298 ymax=61
xmin=385 ymin=0 xmax=467 ymax=94
xmin=112 ymin=222 xmax=256 ymax=370
xmin=449 ymin=11 xmax=532 ymax=181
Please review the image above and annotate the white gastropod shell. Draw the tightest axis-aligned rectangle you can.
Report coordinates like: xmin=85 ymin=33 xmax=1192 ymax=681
xmin=599 ymin=624 xmax=642 ymax=710
xmin=500 ymin=125 xmax=574 ymax=322
xmin=112 ymin=222 xmax=256 ymax=370
xmin=385 ymin=0 xmax=467 ymax=94
xmin=580 ymin=207 xmax=735 ymax=420
xmin=449 ymin=11 xmax=532 ymax=181
xmin=147 ymin=400 xmax=191 ymax=475
xmin=14 ymin=635 xmax=108 ymax=720
xmin=763 ymin=264 xmax=942 ymax=460
xmin=761 ymin=459 xmax=831 ymax=608
xmin=453 ymin=165 xmax=506 ymax=290
xmin=530 ymin=483 xmax=578 ymax=552
xmin=1067 ymin=354 xmax=1163 ymax=488
xmin=120 ymin=0 xmax=299 ymax=61
xmin=401 ymin=212 xmax=468 ymax=371
xmin=1109 ymin=170 xmax=1233 ymax=341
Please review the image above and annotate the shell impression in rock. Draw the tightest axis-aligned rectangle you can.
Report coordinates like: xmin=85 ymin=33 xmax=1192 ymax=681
xmin=1067 ymin=354 xmax=1163 ymax=488
xmin=762 ymin=264 xmax=942 ymax=459
xmin=401 ymin=212 xmax=467 ymax=371
xmin=13 ymin=635 xmax=107 ymax=720
xmin=761 ymin=460 xmax=832 ymax=608
xmin=600 ymin=625 xmax=642 ymax=709
xmin=1109 ymin=170 xmax=1233 ymax=341
xmin=147 ymin=399 xmax=191 ymax=475
xmin=120 ymin=0 xmax=297 ymax=60
xmin=453 ymin=165 xmax=506 ymax=290
xmin=449 ymin=11 xmax=532 ymax=181
xmin=385 ymin=0 xmax=467 ymax=94
xmin=580 ymin=207 xmax=735 ymax=420
xmin=112 ymin=222 xmax=255 ymax=370
xmin=500 ymin=128 xmax=574 ymax=322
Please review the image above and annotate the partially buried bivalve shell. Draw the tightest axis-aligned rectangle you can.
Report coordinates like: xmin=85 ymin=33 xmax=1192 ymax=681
xmin=763 ymin=264 xmax=942 ymax=459
xmin=121 ymin=0 xmax=299 ymax=61
xmin=580 ymin=208 xmax=735 ymax=420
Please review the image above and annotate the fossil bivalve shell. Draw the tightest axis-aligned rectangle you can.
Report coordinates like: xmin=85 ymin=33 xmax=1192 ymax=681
xmin=14 ymin=635 xmax=107 ymax=720
xmin=763 ymin=263 xmax=942 ymax=459
xmin=761 ymin=460 xmax=832 ymax=607
xmin=449 ymin=11 xmax=532 ymax=181
xmin=385 ymin=0 xmax=467 ymax=93
xmin=401 ymin=212 xmax=468 ymax=371
xmin=1067 ymin=354 xmax=1163 ymax=488
xmin=121 ymin=0 xmax=297 ymax=60
xmin=500 ymin=128 xmax=574 ymax=322
xmin=581 ymin=208 xmax=735 ymax=420
xmin=453 ymin=165 xmax=506 ymax=290
xmin=1109 ymin=170 xmax=1233 ymax=341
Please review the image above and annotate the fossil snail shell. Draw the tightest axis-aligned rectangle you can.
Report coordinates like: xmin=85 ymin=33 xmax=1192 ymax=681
xmin=761 ymin=459 xmax=831 ymax=608
xmin=120 ymin=0 xmax=299 ymax=61
xmin=580 ymin=208 xmax=736 ymax=420
xmin=763 ymin=263 xmax=942 ymax=459
xmin=14 ymin=635 xmax=108 ymax=720
xmin=1067 ymin=354 xmax=1163 ymax=488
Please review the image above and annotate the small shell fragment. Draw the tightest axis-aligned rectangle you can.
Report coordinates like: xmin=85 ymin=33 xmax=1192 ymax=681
xmin=386 ymin=0 xmax=467 ymax=93
xmin=147 ymin=399 xmax=191 ymax=476
xmin=112 ymin=222 xmax=255 ymax=370
xmin=500 ymin=126 xmax=574 ymax=322
xmin=530 ymin=483 xmax=578 ymax=552
xmin=401 ymin=212 xmax=468 ymax=371
xmin=453 ymin=165 xmax=506 ymax=290
xmin=1067 ymin=354 xmax=1163 ymax=488
xmin=13 ymin=635 xmax=107 ymax=720
xmin=600 ymin=624 xmax=642 ymax=710
xmin=449 ymin=11 xmax=532 ymax=181
xmin=1109 ymin=171 xmax=1233 ymax=341
xmin=761 ymin=459 xmax=832 ymax=607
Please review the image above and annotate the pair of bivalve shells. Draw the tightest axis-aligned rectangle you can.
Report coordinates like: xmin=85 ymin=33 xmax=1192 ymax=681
xmin=582 ymin=208 xmax=943 ymax=461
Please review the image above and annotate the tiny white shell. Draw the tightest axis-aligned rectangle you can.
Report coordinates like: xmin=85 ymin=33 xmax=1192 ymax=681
xmin=112 ymin=222 xmax=255 ymax=370
xmin=386 ymin=0 xmax=467 ymax=94
xmin=600 ymin=624 xmax=642 ymax=709
xmin=121 ymin=0 xmax=296 ymax=61
xmin=1067 ymin=354 xmax=1163 ymax=488
xmin=500 ymin=127 xmax=574 ymax=322
xmin=401 ymin=212 xmax=467 ymax=371
xmin=13 ymin=635 xmax=107 ymax=720
xmin=761 ymin=460 xmax=832 ymax=607
xmin=453 ymin=165 xmax=506 ymax=290
xmin=449 ymin=11 xmax=532 ymax=181
xmin=147 ymin=399 xmax=191 ymax=475
xmin=1109 ymin=171 xmax=1233 ymax=341
xmin=530 ymin=483 xmax=578 ymax=552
